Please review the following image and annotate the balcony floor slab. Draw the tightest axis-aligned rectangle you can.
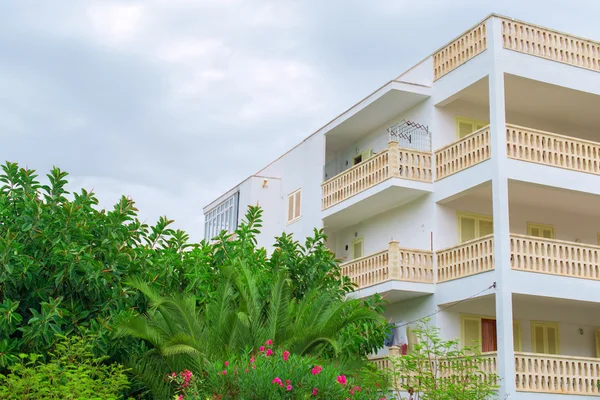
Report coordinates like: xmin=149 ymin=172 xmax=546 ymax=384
xmin=347 ymin=280 xmax=434 ymax=303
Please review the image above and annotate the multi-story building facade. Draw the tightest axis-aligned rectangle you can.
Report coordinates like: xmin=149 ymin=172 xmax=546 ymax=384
xmin=203 ymin=14 xmax=600 ymax=398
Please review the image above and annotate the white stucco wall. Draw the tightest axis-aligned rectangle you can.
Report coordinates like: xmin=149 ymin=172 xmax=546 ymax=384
xmin=332 ymin=195 xmax=433 ymax=262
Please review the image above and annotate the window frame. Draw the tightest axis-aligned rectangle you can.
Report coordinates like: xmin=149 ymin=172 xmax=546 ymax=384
xmin=351 ymin=237 xmax=364 ymax=260
xmin=455 ymin=116 xmax=489 ymax=139
xmin=527 ymin=222 xmax=555 ymax=239
xmin=530 ymin=321 xmax=560 ymax=354
xmin=457 ymin=212 xmax=494 ymax=243
xmin=204 ymin=192 xmax=239 ymax=241
xmin=286 ymin=188 xmax=302 ymax=224
xmin=460 ymin=314 xmax=522 ymax=352
xmin=353 ymin=149 xmax=373 ymax=166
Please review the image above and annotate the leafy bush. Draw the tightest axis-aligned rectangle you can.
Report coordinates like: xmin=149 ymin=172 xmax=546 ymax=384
xmin=0 ymin=335 xmax=130 ymax=400
xmin=388 ymin=320 xmax=498 ymax=400
xmin=119 ymin=262 xmax=387 ymax=398
xmin=168 ymin=340 xmax=391 ymax=399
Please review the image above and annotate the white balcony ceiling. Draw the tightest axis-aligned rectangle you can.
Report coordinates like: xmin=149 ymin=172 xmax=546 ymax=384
xmin=324 ymin=81 xmax=430 ymax=154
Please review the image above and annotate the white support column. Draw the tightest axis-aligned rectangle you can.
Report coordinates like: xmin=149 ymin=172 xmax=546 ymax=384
xmin=487 ymin=17 xmax=516 ymax=398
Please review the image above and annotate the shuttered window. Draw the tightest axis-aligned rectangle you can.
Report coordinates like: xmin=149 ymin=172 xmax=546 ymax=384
xmin=353 ymin=149 xmax=373 ymax=166
xmin=455 ymin=117 xmax=488 ymax=139
xmin=531 ymin=322 xmax=559 ymax=354
xmin=287 ymin=189 xmax=302 ymax=223
xmin=461 ymin=315 xmax=521 ymax=352
xmin=527 ymin=223 xmax=554 ymax=239
xmin=457 ymin=213 xmax=493 ymax=243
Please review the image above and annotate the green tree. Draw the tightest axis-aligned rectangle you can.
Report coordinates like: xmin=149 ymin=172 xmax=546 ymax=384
xmin=0 ymin=162 xmax=207 ymax=363
xmin=388 ymin=320 xmax=498 ymax=399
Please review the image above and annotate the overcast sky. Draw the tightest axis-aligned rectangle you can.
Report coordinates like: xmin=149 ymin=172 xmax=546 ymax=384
xmin=1 ymin=0 xmax=599 ymax=240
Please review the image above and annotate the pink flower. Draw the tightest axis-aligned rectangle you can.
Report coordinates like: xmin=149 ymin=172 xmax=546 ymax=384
xmin=224 ymin=361 xmax=229 ymax=367
xmin=282 ymin=350 xmax=290 ymax=361
xmin=266 ymin=339 xmax=273 ymax=345
xmin=311 ymin=365 xmax=323 ymax=375
xmin=250 ymin=357 xmax=255 ymax=363
xmin=312 ymin=388 xmax=318 ymax=396
xmin=266 ymin=349 xmax=274 ymax=357
xmin=222 ymin=370 xmax=227 ymax=375
xmin=272 ymin=377 xmax=282 ymax=386
xmin=244 ymin=368 xmax=249 ymax=373
xmin=337 ymin=375 xmax=347 ymax=385
xmin=177 ymin=396 xmax=183 ymax=400
xmin=286 ymin=379 xmax=290 ymax=385
xmin=259 ymin=346 xmax=265 ymax=352
xmin=252 ymin=364 xmax=256 ymax=370
xmin=286 ymin=384 xmax=292 ymax=391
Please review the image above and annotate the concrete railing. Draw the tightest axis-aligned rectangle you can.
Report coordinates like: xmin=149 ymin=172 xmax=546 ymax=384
xmin=437 ymin=235 xmax=494 ymax=282
xmin=501 ymin=18 xmax=600 ymax=73
xmin=511 ymin=234 xmax=600 ymax=280
xmin=515 ymin=352 xmax=600 ymax=396
xmin=434 ymin=22 xmax=487 ymax=80
xmin=435 ymin=126 xmax=491 ymax=181
xmin=340 ymin=241 xmax=433 ymax=289
xmin=372 ymin=351 xmax=497 ymax=389
xmin=321 ymin=142 xmax=432 ymax=210
xmin=506 ymin=124 xmax=600 ymax=175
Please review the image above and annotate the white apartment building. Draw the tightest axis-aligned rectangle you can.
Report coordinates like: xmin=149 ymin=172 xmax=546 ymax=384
xmin=203 ymin=14 xmax=600 ymax=398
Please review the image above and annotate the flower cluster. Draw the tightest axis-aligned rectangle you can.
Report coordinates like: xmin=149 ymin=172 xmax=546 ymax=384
xmin=166 ymin=369 xmax=196 ymax=399
xmin=171 ymin=338 xmax=390 ymax=399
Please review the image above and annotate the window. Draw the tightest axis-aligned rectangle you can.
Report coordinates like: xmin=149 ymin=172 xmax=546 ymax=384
xmin=287 ymin=189 xmax=301 ymax=223
xmin=527 ymin=223 xmax=554 ymax=239
xmin=531 ymin=322 xmax=559 ymax=354
xmin=457 ymin=212 xmax=493 ymax=243
xmin=455 ymin=117 xmax=488 ymax=139
xmin=204 ymin=192 xmax=239 ymax=240
xmin=353 ymin=149 xmax=373 ymax=166
xmin=351 ymin=238 xmax=364 ymax=259
xmin=460 ymin=314 xmax=521 ymax=352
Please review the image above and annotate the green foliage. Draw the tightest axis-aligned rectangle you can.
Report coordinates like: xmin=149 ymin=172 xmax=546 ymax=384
xmin=171 ymin=345 xmax=391 ymax=399
xmin=388 ymin=320 xmax=498 ymax=400
xmin=119 ymin=262 xmax=387 ymax=398
xmin=0 ymin=162 xmax=391 ymax=397
xmin=0 ymin=162 xmax=209 ymax=362
xmin=0 ymin=335 xmax=129 ymax=399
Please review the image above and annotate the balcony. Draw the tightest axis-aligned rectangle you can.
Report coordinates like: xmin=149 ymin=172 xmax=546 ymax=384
xmin=373 ymin=352 xmax=600 ymax=396
xmin=341 ymin=241 xmax=434 ymax=301
xmin=322 ymin=142 xmax=432 ymax=210
xmin=437 ymin=234 xmax=600 ymax=283
xmin=516 ymin=353 xmax=600 ymax=395
xmin=510 ymin=235 xmax=600 ymax=280
xmin=437 ymin=235 xmax=495 ymax=283
xmin=435 ymin=126 xmax=491 ymax=181
xmin=506 ymin=124 xmax=600 ymax=176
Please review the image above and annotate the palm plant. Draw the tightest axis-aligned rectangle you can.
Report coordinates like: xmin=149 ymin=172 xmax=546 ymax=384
xmin=119 ymin=258 xmax=385 ymax=397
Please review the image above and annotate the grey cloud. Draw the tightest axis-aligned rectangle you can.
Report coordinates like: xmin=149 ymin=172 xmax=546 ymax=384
xmin=1 ymin=0 xmax=599 ymax=240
